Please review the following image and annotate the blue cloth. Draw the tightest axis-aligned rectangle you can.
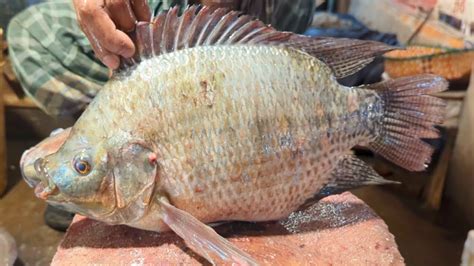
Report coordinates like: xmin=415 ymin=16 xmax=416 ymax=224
xmin=304 ymin=13 xmax=399 ymax=46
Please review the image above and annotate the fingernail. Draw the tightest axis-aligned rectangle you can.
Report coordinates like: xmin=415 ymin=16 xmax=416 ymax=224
xmin=122 ymin=47 xmax=135 ymax=58
xmin=103 ymin=55 xmax=119 ymax=69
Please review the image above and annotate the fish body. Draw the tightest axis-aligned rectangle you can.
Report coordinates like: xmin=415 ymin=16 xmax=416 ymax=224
xmin=83 ymin=45 xmax=376 ymax=229
xmin=20 ymin=6 xmax=446 ymax=264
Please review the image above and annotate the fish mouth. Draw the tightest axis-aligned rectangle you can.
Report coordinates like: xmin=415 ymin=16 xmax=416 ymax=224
xmin=21 ymin=156 xmax=58 ymax=199
xmin=34 ymin=181 xmax=59 ymax=200
xmin=20 ymin=127 xmax=71 ymax=188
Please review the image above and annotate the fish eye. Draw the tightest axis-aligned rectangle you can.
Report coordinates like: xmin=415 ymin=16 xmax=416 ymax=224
xmin=73 ymin=154 xmax=92 ymax=175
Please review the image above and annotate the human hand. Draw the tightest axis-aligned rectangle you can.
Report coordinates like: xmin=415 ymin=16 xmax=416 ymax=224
xmin=72 ymin=0 xmax=151 ymax=69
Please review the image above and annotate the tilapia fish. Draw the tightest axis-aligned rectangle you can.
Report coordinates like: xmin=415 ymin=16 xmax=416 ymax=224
xmin=20 ymin=6 xmax=447 ymax=264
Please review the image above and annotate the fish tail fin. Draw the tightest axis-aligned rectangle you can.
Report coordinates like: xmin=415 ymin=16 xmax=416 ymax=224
xmin=367 ymin=74 xmax=448 ymax=171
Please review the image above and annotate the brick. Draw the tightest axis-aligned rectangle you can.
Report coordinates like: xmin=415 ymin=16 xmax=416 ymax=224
xmin=52 ymin=192 xmax=404 ymax=265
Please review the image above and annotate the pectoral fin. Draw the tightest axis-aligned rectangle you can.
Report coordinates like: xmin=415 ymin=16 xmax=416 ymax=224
xmin=159 ymin=198 xmax=258 ymax=265
xmin=318 ymin=155 xmax=399 ymax=196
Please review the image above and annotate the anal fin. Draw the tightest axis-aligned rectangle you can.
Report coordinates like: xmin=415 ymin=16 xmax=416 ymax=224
xmin=318 ymin=155 xmax=399 ymax=196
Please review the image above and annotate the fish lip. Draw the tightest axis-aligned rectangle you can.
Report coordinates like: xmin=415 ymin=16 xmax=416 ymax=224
xmin=34 ymin=182 xmax=59 ymax=200
xmin=21 ymin=150 xmax=60 ymax=200
xmin=24 ymin=176 xmax=39 ymax=188
xmin=34 ymin=158 xmax=49 ymax=185
xmin=28 ymin=158 xmax=58 ymax=199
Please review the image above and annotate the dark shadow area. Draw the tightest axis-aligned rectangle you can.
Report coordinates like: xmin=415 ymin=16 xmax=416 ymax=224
xmin=220 ymin=201 xmax=377 ymax=239
xmin=6 ymin=108 xmax=74 ymax=140
xmin=4 ymin=138 xmax=38 ymax=193
xmin=13 ymin=258 xmax=24 ymax=266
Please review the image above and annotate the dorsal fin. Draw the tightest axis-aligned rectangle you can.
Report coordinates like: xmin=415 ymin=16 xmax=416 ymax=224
xmin=118 ymin=5 xmax=395 ymax=79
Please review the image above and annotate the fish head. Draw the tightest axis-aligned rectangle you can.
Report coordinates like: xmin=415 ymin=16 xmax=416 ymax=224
xmin=20 ymin=129 xmax=158 ymax=224
xmin=21 ymin=129 xmax=117 ymax=220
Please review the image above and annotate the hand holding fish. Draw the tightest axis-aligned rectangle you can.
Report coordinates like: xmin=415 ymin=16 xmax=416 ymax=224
xmin=72 ymin=0 xmax=151 ymax=69
xmin=72 ymin=0 xmax=246 ymax=69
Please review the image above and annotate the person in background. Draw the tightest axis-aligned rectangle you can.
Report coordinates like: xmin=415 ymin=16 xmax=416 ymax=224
xmin=7 ymin=0 xmax=316 ymax=231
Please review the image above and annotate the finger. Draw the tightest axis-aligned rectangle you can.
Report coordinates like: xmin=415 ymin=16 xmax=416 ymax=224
xmin=83 ymin=28 xmax=121 ymax=69
xmin=86 ymin=8 xmax=135 ymax=57
xmin=130 ymin=0 xmax=151 ymax=21
xmin=106 ymin=0 xmax=137 ymax=32
xmin=102 ymin=54 xmax=121 ymax=69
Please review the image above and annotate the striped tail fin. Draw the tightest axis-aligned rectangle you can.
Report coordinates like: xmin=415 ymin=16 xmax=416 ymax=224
xmin=367 ymin=74 xmax=448 ymax=171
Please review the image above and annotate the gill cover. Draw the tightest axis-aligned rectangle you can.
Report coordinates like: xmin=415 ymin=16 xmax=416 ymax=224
xmin=112 ymin=143 xmax=157 ymax=222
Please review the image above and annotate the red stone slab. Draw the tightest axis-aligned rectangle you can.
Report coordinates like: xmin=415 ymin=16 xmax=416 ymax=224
xmin=52 ymin=192 xmax=404 ymax=265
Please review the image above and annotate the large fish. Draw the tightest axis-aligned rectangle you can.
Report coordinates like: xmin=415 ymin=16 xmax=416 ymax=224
xmin=20 ymin=6 xmax=447 ymax=264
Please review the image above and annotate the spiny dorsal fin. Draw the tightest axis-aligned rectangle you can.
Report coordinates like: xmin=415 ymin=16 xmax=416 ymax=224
xmin=318 ymin=155 xmax=399 ymax=196
xmin=119 ymin=5 xmax=395 ymax=79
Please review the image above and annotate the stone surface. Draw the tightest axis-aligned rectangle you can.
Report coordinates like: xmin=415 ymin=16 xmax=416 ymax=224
xmin=52 ymin=192 xmax=404 ymax=265
xmin=0 ymin=227 xmax=17 ymax=266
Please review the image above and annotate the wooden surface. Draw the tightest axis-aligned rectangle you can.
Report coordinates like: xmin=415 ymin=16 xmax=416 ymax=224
xmin=422 ymin=90 xmax=466 ymax=210
xmin=446 ymin=66 xmax=474 ymax=227
xmin=0 ymin=27 xmax=38 ymax=196
xmin=438 ymin=91 xmax=465 ymax=129
xmin=0 ymin=28 xmax=6 ymax=196
xmin=422 ymin=129 xmax=456 ymax=210
xmin=1 ymin=57 xmax=36 ymax=108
